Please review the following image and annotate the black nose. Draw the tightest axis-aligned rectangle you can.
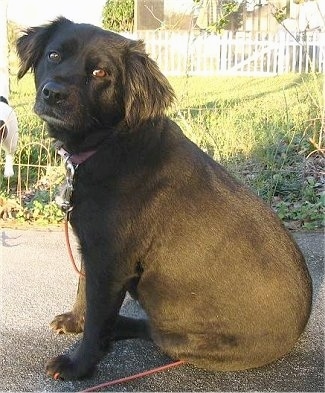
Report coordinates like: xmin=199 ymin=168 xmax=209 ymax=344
xmin=42 ymin=82 xmax=67 ymax=104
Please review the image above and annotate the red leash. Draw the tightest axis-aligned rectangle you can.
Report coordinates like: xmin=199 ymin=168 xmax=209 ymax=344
xmin=80 ymin=360 xmax=185 ymax=392
xmin=64 ymin=219 xmax=85 ymax=277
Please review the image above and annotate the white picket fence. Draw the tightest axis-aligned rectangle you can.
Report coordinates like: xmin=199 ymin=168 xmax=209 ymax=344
xmin=132 ymin=30 xmax=325 ymax=76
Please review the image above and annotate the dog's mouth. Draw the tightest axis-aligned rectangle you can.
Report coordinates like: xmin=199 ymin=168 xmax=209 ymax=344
xmin=34 ymin=101 xmax=67 ymax=126
xmin=34 ymin=81 xmax=85 ymax=129
xmin=34 ymin=95 xmax=82 ymax=129
xmin=39 ymin=113 xmax=67 ymax=127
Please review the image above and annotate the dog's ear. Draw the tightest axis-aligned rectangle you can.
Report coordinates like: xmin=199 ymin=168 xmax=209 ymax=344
xmin=124 ymin=40 xmax=175 ymax=128
xmin=16 ymin=25 xmax=44 ymax=79
xmin=16 ymin=17 xmax=72 ymax=79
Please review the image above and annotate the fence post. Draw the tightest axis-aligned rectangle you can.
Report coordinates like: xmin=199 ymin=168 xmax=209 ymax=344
xmin=0 ymin=0 xmax=9 ymax=98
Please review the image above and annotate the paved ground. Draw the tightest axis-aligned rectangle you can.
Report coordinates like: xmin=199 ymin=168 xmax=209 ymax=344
xmin=1 ymin=228 xmax=324 ymax=392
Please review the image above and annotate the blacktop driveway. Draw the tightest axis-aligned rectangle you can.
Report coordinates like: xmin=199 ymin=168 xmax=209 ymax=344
xmin=1 ymin=228 xmax=324 ymax=392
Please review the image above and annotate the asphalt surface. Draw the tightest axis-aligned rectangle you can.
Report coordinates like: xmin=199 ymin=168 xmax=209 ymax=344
xmin=1 ymin=228 xmax=324 ymax=392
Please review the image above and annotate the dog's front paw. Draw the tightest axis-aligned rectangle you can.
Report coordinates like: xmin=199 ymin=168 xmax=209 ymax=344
xmin=46 ymin=355 xmax=93 ymax=380
xmin=50 ymin=312 xmax=84 ymax=334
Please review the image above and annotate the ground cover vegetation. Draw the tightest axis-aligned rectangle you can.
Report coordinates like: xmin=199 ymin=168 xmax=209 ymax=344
xmin=0 ymin=56 xmax=323 ymax=229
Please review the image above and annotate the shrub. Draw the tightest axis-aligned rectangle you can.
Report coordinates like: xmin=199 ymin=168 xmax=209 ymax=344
xmin=102 ymin=0 xmax=134 ymax=32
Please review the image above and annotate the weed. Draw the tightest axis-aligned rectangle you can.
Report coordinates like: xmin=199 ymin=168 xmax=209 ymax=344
xmin=16 ymin=198 xmax=64 ymax=225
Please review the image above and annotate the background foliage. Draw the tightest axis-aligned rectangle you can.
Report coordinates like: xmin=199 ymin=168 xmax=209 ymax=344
xmin=102 ymin=0 xmax=134 ymax=32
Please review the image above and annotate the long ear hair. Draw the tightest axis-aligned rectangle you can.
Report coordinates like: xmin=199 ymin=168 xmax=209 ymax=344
xmin=16 ymin=17 xmax=72 ymax=79
xmin=124 ymin=40 xmax=175 ymax=128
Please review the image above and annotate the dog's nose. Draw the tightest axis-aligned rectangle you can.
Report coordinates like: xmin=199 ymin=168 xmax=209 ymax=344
xmin=42 ymin=82 xmax=67 ymax=104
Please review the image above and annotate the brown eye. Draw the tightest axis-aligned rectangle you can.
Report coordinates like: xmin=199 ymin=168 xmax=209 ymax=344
xmin=92 ymin=69 xmax=107 ymax=77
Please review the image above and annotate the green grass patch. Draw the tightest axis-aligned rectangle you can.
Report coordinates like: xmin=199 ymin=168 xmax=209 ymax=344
xmin=1 ymin=72 xmax=324 ymax=229
xmin=169 ymin=74 xmax=324 ymax=230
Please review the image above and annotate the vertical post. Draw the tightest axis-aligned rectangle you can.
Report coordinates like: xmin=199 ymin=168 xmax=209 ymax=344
xmin=134 ymin=0 xmax=138 ymax=32
xmin=0 ymin=0 xmax=9 ymax=99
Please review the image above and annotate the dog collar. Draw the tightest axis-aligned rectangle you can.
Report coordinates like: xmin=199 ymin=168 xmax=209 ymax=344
xmin=56 ymin=145 xmax=97 ymax=166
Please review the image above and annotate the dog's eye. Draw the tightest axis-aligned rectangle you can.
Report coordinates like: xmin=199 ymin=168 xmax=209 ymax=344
xmin=92 ymin=69 xmax=107 ymax=78
xmin=48 ymin=51 xmax=61 ymax=63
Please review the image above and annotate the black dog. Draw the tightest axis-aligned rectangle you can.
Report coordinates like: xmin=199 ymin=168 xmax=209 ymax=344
xmin=16 ymin=17 xmax=312 ymax=380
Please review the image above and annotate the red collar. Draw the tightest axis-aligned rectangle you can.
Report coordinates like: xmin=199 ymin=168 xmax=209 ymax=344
xmin=56 ymin=144 xmax=97 ymax=165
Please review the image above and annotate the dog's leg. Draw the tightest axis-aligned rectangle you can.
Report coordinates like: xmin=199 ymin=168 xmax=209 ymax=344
xmin=49 ymin=274 xmax=149 ymax=339
xmin=46 ymin=282 xmax=126 ymax=380
xmin=46 ymin=233 xmax=128 ymax=380
xmin=50 ymin=261 xmax=86 ymax=334
xmin=113 ymin=316 xmax=151 ymax=341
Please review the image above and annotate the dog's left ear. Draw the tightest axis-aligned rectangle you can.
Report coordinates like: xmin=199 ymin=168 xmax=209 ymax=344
xmin=16 ymin=25 xmax=46 ymax=79
xmin=16 ymin=17 xmax=72 ymax=79
xmin=124 ymin=40 xmax=175 ymax=128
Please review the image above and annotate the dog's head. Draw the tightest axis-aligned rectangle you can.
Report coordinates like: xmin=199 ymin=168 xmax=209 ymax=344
xmin=16 ymin=17 xmax=175 ymax=145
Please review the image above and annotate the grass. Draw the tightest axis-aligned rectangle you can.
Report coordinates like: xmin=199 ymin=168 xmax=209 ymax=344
xmin=170 ymin=74 xmax=323 ymax=158
xmin=1 ymin=72 xmax=324 ymax=229
xmin=171 ymin=75 xmax=324 ymax=230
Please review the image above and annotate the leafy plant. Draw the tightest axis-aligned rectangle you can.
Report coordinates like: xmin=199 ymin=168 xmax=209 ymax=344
xmin=102 ymin=0 xmax=134 ymax=32
xmin=207 ymin=1 xmax=241 ymax=34
xmin=272 ymin=6 xmax=288 ymax=24
xmin=16 ymin=200 xmax=65 ymax=225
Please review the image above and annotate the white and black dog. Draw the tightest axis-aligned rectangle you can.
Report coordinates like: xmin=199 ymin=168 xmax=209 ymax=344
xmin=0 ymin=96 xmax=18 ymax=177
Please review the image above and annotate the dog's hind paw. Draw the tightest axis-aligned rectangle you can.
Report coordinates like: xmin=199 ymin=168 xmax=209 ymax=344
xmin=50 ymin=312 xmax=84 ymax=334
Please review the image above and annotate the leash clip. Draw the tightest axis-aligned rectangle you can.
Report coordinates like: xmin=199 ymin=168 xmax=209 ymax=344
xmin=55 ymin=156 xmax=77 ymax=214
xmin=54 ymin=140 xmax=95 ymax=219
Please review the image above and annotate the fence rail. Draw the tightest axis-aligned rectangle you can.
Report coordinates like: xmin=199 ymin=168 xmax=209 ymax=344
xmin=0 ymin=127 xmax=63 ymax=205
xmin=134 ymin=30 xmax=325 ymax=76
